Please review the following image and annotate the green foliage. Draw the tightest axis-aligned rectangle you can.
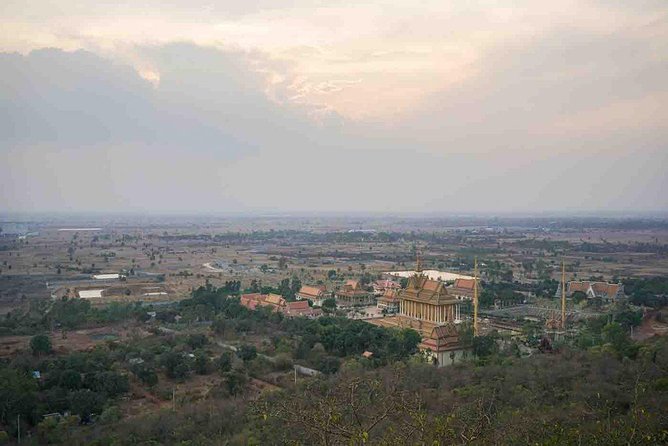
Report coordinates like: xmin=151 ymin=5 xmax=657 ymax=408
xmin=479 ymin=282 xmax=524 ymax=308
xmin=58 ymin=369 xmax=82 ymax=389
xmin=99 ymin=405 xmax=122 ymax=424
xmin=68 ymin=389 xmax=104 ymax=420
xmin=316 ymin=356 xmax=341 ymax=374
xmin=473 ymin=334 xmax=498 ymax=357
xmin=237 ymin=345 xmax=258 ymax=362
xmin=132 ymin=363 xmax=158 ymax=387
xmin=251 ymin=336 xmax=668 ymax=445
xmin=0 ymin=367 xmax=38 ymax=431
xmin=186 ymin=333 xmax=209 ymax=349
xmin=160 ymin=351 xmax=190 ymax=381
xmin=194 ymin=350 xmax=210 ymax=375
xmin=571 ymin=290 xmax=587 ymax=303
xmin=225 ymin=370 xmax=249 ymax=396
xmin=30 ymin=334 xmax=52 ymax=355
xmin=623 ymin=276 xmax=668 ymax=307
xmin=321 ymin=297 xmax=336 ymax=311
xmin=216 ymin=352 xmax=233 ymax=374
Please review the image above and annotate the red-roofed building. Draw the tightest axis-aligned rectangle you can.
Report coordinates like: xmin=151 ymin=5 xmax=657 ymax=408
xmin=296 ymin=285 xmax=328 ymax=306
xmin=239 ymin=293 xmax=321 ymax=318
xmin=377 ymin=289 xmax=400 ymax=313
xmin=284 ymin=300 xmax=322 ymax=318
xmin=448 ymin=278 xmax=482 ymax=301
xmin=239 ymin=293 xmax=286 ymax=312
xmin=557 ymin=281 xmax=625 ymax=302
xmin=373 ymin=279 xmax=401 ymax=296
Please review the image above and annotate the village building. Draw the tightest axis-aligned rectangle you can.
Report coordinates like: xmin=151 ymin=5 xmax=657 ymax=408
xmin=335 ymin=280 xmax=374 ymax=307
xmin=556 ymin=281 xmax=625 ymax=302
xmin=448 ymin=277 xmax=482 ymax=301
xmin=284 ymin=300 xmax=322 ymax=318
xmin=376 ymin=289 xmax=400 ymax=313
xmin=372 ymin=279 xmax=401 ymax=296
xmin=239 ymin=293 xmax=287 ymax=312
xmin=239 ymin=293 xmax=321 ymax=318
xmin=296 ymin=285 xmax=328 ymax=306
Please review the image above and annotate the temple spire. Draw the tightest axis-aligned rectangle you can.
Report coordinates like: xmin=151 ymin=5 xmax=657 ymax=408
xmin=473 ymin=257 xmax=479 ymax=337
xmin=416 ymin=247 xmax=423 ymax=274
xmin=561 ymin=260 xmax=566 ymax=330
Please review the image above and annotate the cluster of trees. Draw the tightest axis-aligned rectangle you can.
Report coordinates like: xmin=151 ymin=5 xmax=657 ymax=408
xmin=54 ymin=334 xmax=668 ymax=445
xmin=0 ymin=342 xmax=130 ymax=439
xmin=574 ymin=306 xmax=643 ymax=358
xmin=252 ymin=336 xmax=668 ymax=445
xmin=186 ymin=285 xmax=421 ymax=372
xmin=624 ymin=276 xmax=668 ymax=308
xmin=479 ymin=282 xmax=525 ymax=308
xmin=0 ymin=299 xmax=145 ymax=336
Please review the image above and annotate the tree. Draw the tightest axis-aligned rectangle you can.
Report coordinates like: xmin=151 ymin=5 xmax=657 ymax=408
xmin=161 ymin=351 xmax=190 ymax=380
xmin=133 ymin=364 xmax=158 ymax=387
xmin=223 ymin=369 xmax=248 ymax=396
xmin=0 ymin=368 xmax=37 ymax=432
xmin=237 ymin=345 xmax=257 ymax=362
xmin=317 ymin=356 xmax=341 ymax=374
xmin=211 ymin=317 xmax=226 ymax=335
xmin=30 ymin=334 xmax=52 ymax=356
xmin=278 ymin=257 xmax=288 ymax=270
xmin=186 ymin=334 xmax=208 ymax=349
xmin=59 ymin=369 xmax=82 ymax=390
xmin=194 ymin=351 xmax=210 ymax=375
xmin=321 ymin=298 xmax=336 ymax=311
xmin=68 ymin=389 xmax=103 ymax=421
xmin=572 ymin=290 xmax=587 ymax=303
xmin=473 ymin=335 xmax=498 ymax=357
xmin=290 ymin=276 xmax=302 ymax=299
xmin=216 ymin=352 xmax=233 ymax=374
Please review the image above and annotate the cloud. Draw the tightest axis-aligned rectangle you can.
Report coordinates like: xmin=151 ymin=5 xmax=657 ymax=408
xmin=0 ymin=4 xmax=666 ymax=214
xmin=0 ymin=45 xmax=327 ymax=156
xmin=386 ymin=25 xmax=668 ymax=154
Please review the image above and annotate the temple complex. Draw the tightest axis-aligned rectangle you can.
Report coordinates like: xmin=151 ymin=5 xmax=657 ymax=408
xmin=335 ymin=280 xmax=374 ymax=307
xmin=398 ymin=272 xmax=462 ymax=324
xmin=368 ymin=255 xmax=471 ymax=366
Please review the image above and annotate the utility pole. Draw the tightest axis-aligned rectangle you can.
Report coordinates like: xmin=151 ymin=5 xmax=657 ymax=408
xmin=473 ymin=257 xmax=479 ymax=337
xmin=17 ymin=414 xmax=20 ymax=443
xmin=561 ymin=260 xmax=566 ymax=330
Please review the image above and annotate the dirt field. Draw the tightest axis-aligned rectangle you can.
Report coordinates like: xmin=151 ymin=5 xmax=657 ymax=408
xmin=0 ymin=323 xmax=150 ymax=357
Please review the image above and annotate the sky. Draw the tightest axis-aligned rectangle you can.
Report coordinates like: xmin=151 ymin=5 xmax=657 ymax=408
xmin=1 ymin=0 xmax=667 ymax=214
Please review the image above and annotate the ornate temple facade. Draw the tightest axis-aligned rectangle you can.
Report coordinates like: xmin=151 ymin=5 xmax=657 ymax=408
xmin=398 ymin=273 xmax=462 ymax=323
xmin=335 ymin=280 xmax=374 ymax=307
xmin=370 ymin=260 xmax=471 ymax=366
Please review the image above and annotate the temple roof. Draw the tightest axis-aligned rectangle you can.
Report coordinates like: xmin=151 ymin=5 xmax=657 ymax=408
xmin=298 ymin=285 xmax=326 ymax=298
xmin=399 ymin=273 xmax=458 ymax=305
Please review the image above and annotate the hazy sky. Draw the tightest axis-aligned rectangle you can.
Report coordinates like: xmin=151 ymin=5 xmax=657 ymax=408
xmin=1 ymin=1 xmax=667 ymax=213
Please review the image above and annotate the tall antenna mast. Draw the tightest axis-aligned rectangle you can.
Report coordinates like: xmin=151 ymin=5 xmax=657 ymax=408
xmin=561 ymin=260 xmax=566 ymax=330
xmin=473 ymin=257 xmax=479 ymax=337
